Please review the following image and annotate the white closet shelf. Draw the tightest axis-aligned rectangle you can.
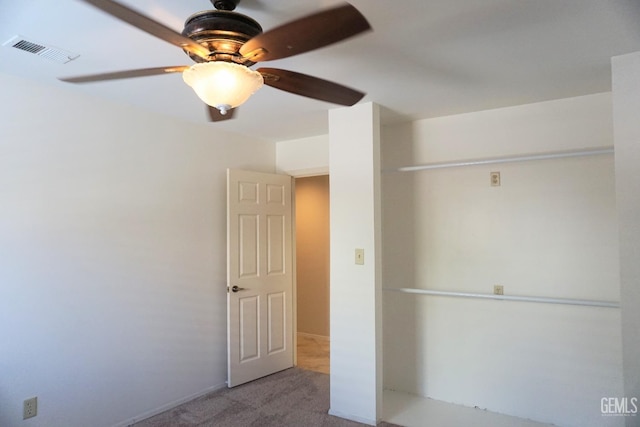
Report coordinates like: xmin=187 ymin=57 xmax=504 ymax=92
xmin=383 ymin=287 xmax=620 ymax=308
xmin=384 ymin=146 xmax=614 ymax=173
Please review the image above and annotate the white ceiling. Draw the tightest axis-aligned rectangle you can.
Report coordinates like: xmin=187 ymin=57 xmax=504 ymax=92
xmin=1 ymin=0 xmax=639 ymax=142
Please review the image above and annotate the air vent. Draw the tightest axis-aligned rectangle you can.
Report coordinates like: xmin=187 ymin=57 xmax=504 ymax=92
xmin=3 ymin=35 xmax=79 ymax=64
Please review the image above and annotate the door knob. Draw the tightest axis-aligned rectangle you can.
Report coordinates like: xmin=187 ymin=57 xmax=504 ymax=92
xmin=230 ymin=285 xmax=247 ymax=293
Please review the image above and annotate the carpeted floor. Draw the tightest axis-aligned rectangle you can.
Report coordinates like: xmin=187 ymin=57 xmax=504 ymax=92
xmin=132 ymin=368 xmax=399 ymax=427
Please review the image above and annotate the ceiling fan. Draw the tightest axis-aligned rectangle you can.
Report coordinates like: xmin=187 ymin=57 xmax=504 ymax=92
xmin=59 ymin=0 xmax=371 ymax=121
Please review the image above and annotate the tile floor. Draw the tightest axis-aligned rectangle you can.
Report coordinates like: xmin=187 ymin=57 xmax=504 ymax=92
xmin=296 ymin=333 xmax=330 ymax=374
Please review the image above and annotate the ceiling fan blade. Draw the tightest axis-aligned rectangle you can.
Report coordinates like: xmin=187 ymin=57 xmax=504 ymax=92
xmin=59 ymin=66 xmax=189 ymax=83
xmin=208 ymin=105 xmax=236 ymax=121
xmin=258 ymin=68 xmax=364 ymax=106
xmin=240 ymin=3 xmax=371 ymax=62
xmin=79 ymin=0 xmax=211 ymax=60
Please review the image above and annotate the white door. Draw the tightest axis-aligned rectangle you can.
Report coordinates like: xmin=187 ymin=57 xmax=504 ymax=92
xmin=227 ymin=169 xmax=293 ymax=387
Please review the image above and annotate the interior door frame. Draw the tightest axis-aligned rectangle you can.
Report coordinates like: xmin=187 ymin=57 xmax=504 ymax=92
xmin=290 ymin=169 xmax=330 ymax=366
xmin=225 ymin=168 xmax=331 ymax=381
xmin=291 ymin=177 xmax=298 ymax=367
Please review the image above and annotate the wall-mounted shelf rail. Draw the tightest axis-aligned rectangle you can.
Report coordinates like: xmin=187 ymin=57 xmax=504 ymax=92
xmin=384 ymin=146 xmax=614 ymax=173
xmin=383 ymin=287 xmax=620 ymax=308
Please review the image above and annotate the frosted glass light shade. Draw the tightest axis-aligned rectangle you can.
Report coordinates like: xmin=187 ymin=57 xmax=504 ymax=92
xmin=182 ymin=62 xmax=263 ymax=114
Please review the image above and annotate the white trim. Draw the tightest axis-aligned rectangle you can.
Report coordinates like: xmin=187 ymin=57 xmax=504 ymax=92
xmin=286 ymin=166 xmax=329 ymax=177
xmin=111 ymin=382 xmax=227 ymax=427
xmin=328 ymin=409 xmax=377 ymax=426
xmin=292 ymin=176 xmax=298 ymax=368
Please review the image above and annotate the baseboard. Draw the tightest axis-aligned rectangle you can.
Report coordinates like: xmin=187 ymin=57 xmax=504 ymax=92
xmin=328 ymin=409 xmax=377 ymax=426
xmin=111 ymin=382 xmax=227 ymax=427
xmin=297 ymin=332 xmax=330 ymax=341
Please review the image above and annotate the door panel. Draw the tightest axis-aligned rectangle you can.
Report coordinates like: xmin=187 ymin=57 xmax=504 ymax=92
xmin=267 ymin=215 xmax=285 ymax=275
xmin=239 ymin=214 xmax=259 ymax=278
xmin=267 ymin=292 xmax=286 ymax=354
xmin=227 ymin=169 xmax=293 ymax=387
xmin=239 ymin=296 xmax=259 ymax=362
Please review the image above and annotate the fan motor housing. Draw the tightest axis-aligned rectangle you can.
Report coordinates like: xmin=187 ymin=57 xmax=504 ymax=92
xmin=182 ymin=10 xmax=262 ymax=65
xmin=211 ymin=0 xmax=240 ymax=10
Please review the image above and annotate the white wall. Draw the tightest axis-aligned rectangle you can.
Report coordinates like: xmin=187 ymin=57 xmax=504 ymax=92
xmin=0 ymin=73 xmax=275 ymax=427
xmin=612 ymin=52 xmax=640 ymax=427
xmin=328 ymin=103 xmax=383 ymax=425
xmin=276 ymin=134 xmax=329 ymax=177
xmin=382 ymin=93 xmax=624 ymax=427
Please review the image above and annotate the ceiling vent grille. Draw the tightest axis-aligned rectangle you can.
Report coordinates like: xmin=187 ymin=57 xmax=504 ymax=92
xmin=3 ymin=35 xmax=80 ymax=64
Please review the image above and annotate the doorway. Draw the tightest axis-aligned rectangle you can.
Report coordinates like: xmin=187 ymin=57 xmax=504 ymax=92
xmin=294 ymin=175 xmax=330 ymax=374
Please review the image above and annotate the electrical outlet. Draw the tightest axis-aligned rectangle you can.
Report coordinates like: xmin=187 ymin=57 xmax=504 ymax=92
xmin=23 ymin=396 xmax=37 ymax=419
xmin=494 ymin=285 xmax=504 ymax=295
xmin=490 ymin=171 xmax=501 ymax=186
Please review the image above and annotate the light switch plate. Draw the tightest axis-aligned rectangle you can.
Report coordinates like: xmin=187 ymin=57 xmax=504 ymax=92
xmin=355 ymin=248 xmax=364 ymax=265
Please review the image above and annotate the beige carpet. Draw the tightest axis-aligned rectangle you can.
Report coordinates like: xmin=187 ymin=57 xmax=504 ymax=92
xmin=133 ymin=368 xmax=399 ymax=427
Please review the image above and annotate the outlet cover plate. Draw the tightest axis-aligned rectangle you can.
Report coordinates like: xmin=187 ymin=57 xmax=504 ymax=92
xmin=490 ymin=171 xmax=501 ymax=186
xmin=23 ymin=396 xmax=37 ymax=419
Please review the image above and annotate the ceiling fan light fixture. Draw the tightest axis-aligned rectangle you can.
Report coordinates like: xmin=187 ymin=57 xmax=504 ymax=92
xmin=182 ymin=61 xmax=263 ymax=113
